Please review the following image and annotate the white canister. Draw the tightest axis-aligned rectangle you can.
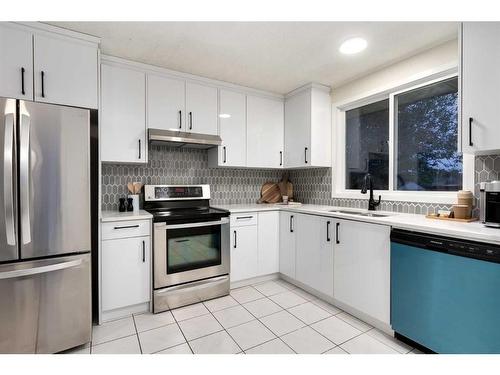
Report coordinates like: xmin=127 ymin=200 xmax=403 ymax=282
xmin=128 ymin=194 xmax=139 ymax=212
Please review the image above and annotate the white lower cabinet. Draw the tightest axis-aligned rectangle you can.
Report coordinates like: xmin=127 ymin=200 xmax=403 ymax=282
xmin=333 ymin=219 xmax=391 ymax=325
xmin=279 ymin=211 xmax=296 ymax=279
xmin=230 ymin=224 xmax=258 ymax=283
xmin=295 ymin=214 xmax=334 ymax=297
xmin=257 ymin=211 xmax=280 ymax=276
xmin=101 ymin=219 xmax=151 ymax=321
xmin=230 ymin=211 xmax=280 ymax=283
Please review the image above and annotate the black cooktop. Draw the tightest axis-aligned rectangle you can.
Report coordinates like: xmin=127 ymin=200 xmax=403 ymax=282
xmin=146 ymin=206 xmax=230 ymax=223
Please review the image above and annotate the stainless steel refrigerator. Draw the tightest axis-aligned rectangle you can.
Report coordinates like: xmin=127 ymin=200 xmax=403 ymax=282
xmin=0 ymin=97 xmax=91 ymax=353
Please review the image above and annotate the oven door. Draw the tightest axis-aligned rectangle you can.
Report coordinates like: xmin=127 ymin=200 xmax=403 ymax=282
xmin=154 ymin=218 xmax=230 ymax=288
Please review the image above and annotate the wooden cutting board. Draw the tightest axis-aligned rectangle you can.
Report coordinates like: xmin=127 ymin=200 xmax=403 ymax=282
xmin=278 ymin=173 xmax=293 ymax=199
xmin=257 ymin=182 xmax=282 ymax=203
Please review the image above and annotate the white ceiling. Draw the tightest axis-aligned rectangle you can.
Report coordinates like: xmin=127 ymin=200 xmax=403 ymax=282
xmin=48 ymin=22 xmax=458 ymax=94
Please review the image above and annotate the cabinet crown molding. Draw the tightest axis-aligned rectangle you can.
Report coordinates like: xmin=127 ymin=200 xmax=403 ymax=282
xmin=285 ymin=82 xmax=331 ymax=99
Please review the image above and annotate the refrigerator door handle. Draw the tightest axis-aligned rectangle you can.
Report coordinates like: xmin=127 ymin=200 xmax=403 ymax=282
xmin=0 ymin=258 xmax=83 ymax=280
xmin=20 ymin=113 xmax=31 ymax=245
xmin=4 ymin=113 xmax=16 ymax=246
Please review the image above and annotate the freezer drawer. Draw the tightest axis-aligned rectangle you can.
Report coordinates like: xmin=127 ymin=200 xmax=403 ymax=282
xmin=0 ymin=253 xmax=91 ymax=353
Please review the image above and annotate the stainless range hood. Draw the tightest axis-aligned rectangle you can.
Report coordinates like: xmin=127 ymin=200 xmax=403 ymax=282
xmin=148 ymin=128 xmax=222 ymax=149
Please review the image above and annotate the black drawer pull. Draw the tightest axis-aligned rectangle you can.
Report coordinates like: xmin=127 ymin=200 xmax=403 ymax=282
xmin=336 ymin=222 xmax=340 ymax=244
xmin=142 ymin=240 xmax=146 ymax=262
xmin=21 ymin=67 xmax=25 ymax=95
xmin=41 ymin=71 xmax=45 ymax=98
xmin=236 ymin=216 xmax=253 ymax=220
xmin=290 ymin=215 xmax=294 ymax=233
xmin=469 ymin=117 xmax=474 ymax=147
xmin=326 ymin=221 xmax=331 ymax=242
xmin=233 ymin=230 xmax=237 ymax=248
xmin=113 ymin=225 xmax=140 ymax=230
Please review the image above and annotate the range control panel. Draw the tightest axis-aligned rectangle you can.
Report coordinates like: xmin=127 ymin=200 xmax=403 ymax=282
xmin=144 ymin=185 xmax=210 ymax=201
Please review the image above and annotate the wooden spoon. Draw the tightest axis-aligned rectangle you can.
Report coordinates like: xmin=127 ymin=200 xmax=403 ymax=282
xmin=133 ymin=182 xmax=143 ymax=194
xmin=127 ymin=182 xmax=134 ymax=194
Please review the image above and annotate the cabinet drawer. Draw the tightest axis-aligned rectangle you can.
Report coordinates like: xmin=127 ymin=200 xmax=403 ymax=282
xmin=230 ymin=213 xmax=258 ymax=227
xmin=102 ymin=220 xmax=151 ymax=240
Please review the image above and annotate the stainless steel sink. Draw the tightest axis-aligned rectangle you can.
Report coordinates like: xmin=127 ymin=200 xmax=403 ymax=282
xmin=328 ymin=210 xmax=390 ymax=218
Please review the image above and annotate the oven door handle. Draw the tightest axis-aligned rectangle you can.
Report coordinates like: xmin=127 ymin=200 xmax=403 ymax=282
xmin=159 ymin=218 xmax=229 ymax=230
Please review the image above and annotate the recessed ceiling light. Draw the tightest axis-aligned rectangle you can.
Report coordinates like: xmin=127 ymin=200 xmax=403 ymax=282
xmin=339 ymin=37 xmax=367 ymax=55
xmin=219 ymin=113 xmax=231 ymax=119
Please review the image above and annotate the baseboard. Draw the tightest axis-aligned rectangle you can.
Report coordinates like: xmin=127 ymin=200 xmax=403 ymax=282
xmin=230 ymin=273 xmax=279 ymax=289
xmin=100 ymin=302 xmax=150 ymax=324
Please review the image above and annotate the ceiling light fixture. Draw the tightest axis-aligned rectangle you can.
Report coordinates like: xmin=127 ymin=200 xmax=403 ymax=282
xmin=219 ymin=114 xmax=231 ymax=119
xmin=339 ymin=37 xmax=367 ymax=55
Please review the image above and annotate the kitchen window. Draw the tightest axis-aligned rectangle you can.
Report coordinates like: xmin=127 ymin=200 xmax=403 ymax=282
xmin=334 ymin=72 xmax=472 ymax=203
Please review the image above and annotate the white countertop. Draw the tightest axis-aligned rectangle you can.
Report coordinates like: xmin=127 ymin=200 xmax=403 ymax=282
xmin=101 ymin=210 xmax=153 ymax=222
xmin=213 ymin=203 xmax=500 ymax=245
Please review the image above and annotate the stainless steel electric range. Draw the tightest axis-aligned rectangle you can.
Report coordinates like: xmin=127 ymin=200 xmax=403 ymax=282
xmin=144 ymin=185 xmax=230 ymax=313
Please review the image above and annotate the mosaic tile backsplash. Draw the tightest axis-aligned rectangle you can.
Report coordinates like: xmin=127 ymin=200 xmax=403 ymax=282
xmin=102 ymin=145 xmax=500 ymax=215
xmin=101 ymin=144 xmax=282 ymax=211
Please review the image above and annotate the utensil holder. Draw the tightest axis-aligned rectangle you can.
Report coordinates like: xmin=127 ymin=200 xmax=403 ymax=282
xmin=128 ymin=194 xmax=139 ymax=212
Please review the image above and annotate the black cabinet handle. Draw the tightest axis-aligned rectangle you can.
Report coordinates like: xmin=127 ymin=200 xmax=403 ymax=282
xmin=335 ymin=222 xmax=340 ymax=244
xmin=179 ymin=110 xmax=182 ymax=129
xmin=233 ymin=230 xmax=237 ymax=248
xmin=290 ymin=215 xmax=294 ymax=233
xmin=189 ymin=112 xmax=193 ymax=130
xmin=41 ymin=71 xmax=45 ymax=98
xmin=21 ymin=67 xmax=25 ymax=95
xmin=142 ymin=240 xmax=145 ymax=262
xmin=113 ymin=225 xmax=140 ymax=230
xmin=304 ymin=147 xmax=308 ymax=164
xmin=138 ymin=139 xmax=141 ymax=159
xmin=223 ymin=146 xmax=227 ymax=163
xmin=236 ymin=216 xmax=253 ymax=220
xmin=326 ymin=221 xmax=331 ymax=242
xmin=469 ymin=117 xmax=474 ymax=147
xmin=280 ymin=151 xmax=283 ymax=166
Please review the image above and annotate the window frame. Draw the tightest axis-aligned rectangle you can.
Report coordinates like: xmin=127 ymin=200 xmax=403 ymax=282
xmin=332 ymin=68 xmax=474 ymax=204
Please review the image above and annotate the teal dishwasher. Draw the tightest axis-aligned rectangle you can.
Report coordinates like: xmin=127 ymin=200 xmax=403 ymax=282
xmin=391 ymin=229 xmax=500 ymax=354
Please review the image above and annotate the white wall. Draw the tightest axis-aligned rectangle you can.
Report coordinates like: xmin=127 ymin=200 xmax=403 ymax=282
xmin=331 ymin=39 xmax=458 ymax=104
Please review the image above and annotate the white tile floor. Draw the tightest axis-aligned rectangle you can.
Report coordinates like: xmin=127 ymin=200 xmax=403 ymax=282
xmin=65 ymin=279 xmax=420 ymax=354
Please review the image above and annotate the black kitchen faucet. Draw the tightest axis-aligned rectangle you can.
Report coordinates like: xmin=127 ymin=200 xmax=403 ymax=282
xmin=361 ymin=173 xmax=381 ymax=211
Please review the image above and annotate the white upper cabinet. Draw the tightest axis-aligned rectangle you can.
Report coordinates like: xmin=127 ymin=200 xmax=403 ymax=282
xmin=333 ymin=219 xmax=390 ymax=325
xmin=208 ymin=89 xmax=246 ymax=167
xmin=284 ymin=85 xmax=331 ymax=168
xmin=34 ymin=34 xmax=98 ymax=109
xmin=246 ymin=95 xmax=284 ymax=168
xmin=461 ymin=22 xmax=500 ymax=154
xmin=0 ymin=24 xmax=33 ymax=100
xmin=101 ymin=64 xmax=147 ymax=164
xmin=147 ymin=74 xmax=186 ymax=131
xmin=185 ymin=82 xmax=218 ymax=135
